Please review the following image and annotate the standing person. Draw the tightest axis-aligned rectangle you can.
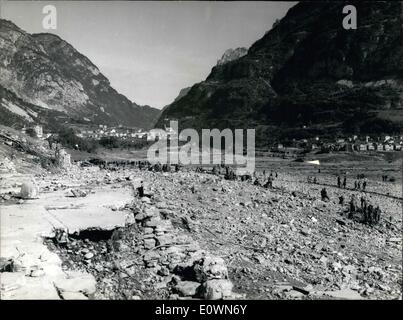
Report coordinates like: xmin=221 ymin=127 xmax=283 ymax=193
xmin=363 ymin=180 xmax=367 ymax=191
xmin=374 ymin=206 xmax=381 ymax=224
xmin=314 ymin=177 xmax=317 ymax=184
xmin=137 ymin=181 xmax=144 ymax=198
xmin=321 ymin=188 xmax=329 ymax=201
xmin=357 ymin=181 xmax=361 ymax=190
xmin=349 ymin=195 xmax=356 ymax=219
xmin=343 ymin=176 xmax=347 ymax=189
xmin=367 ymin=205 xmax=374 ymax=225
xmin=339 ymin=195 xmax=344 ymax=205
xmin=354 ymin=181 xmax=358 ymax=190
xmin=337 ymin=176 xmax=341 ymax=188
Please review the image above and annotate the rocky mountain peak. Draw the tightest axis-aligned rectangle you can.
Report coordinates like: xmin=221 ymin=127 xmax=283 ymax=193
xmin=216 ymin=47 xmax=248 ymax=66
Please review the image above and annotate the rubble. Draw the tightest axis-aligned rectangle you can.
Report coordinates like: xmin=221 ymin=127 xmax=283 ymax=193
xmin=1 ymin=145 xmax=401 ymax=300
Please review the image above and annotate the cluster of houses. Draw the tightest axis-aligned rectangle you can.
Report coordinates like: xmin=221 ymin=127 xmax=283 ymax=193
xmin=76 ymin=125 xmax=148 ymax=141
xmin=21 ymin=124 xmax=402 ymax=153
xmin=76 ymin=124 xmax=187 ymax=142
xmin=276 ymin=135 xmax=403 ymax=153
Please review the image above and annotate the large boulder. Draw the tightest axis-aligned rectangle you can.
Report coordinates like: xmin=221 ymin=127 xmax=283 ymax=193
xmin=174 ymin=281 xmax=201 ymax=297
xmin=200 ymin=279 xmax=233 ymax=300
xmin=19 ymin=180 xmax=39 ymax=199
xmin=192 ymin=256 xmax=228 ymax=282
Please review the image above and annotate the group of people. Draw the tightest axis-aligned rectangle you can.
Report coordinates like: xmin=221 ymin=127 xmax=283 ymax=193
xmin=336 ymin=176 xmax=347 ymax=189
xmin=348 ymin=195 xmax=381 ymax=225
xmin=381 ymin=175 xmax=389 ymax=182
xmin=307 ymin=176 xmax=317 ymax=184
xmin=353 ymin=179 xmax=367 ymax=190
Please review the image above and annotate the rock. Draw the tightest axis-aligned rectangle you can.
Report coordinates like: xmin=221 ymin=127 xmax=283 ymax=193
xmin=144 ymin=238 xmax=156 ymax=249
xmin=174 ymin=281 xmax=201 ymax=297
xmin=144 ymin=207 xmax=159 ymax=217
xmin=158 ymin=266 xmax=170 ymax=277
xmin=143 ymin=227 xmax=154 ymax=234
xmin=193 ymin=256 xmax=228 ymax=282
xmin=287 ymin=290 xmax=305 ymax=298
xmin=2 ymin=194 xmax=11 ymax=201
xmin=293 ymin=284 xmax=313 ymax=295
xmin=19 ymin=180 xmax=39 ymax=199
xmin=55 ymin=148 xmax=71 ymax=169
xmin=323 ymin=289 xmax=363 ymax=300
xmin=200 ymin=279 xmax=233 ymax=300
xmin=60 ymin=291 xmax=88 ymax=300
xmin=135 ymin=213 xmax=146 ymax=221
xmin=156 ymin=234 xmax=175 ymax=246
xmin=141 ymin=197 xmax=151 ymax=204
xmin=30 ymin=269 xmax=46 ymax=277
xmin=66 ymin=189 xmax=87 ymax=198
xmin=53 ymin=271 xmax=96 ymax=295
xmin=144 ymin=217 xmax=162 ymax=228
xmin=84 ymin=252 xmax=94 ymax=260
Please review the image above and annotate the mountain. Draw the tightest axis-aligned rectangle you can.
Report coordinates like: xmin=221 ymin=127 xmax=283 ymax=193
xmin=216 ymin=47 xmax=247 ymax=66
xmin=156 ymin=2 xmax=403 ymax=146
xmin=0 ymin=19 xmax=160 ymax=129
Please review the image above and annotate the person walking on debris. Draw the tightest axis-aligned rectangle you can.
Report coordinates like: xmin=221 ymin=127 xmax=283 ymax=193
xmin=374 ymin=206 xmax=381 ymax=224
xmin=363 ymin=180 xmax=367 ymax=191
xmin=360 ymin=196 xmax=367 ymax=209
xmin=339 ymin=195 xmax=344 ymax=205
xmin=321 ymin=188 xmax=329 ymax=201
xmin=337 ymin=176 xmax=341 ymax=188
xmin=137 ymin=181 xmax=145 ymax=198
xmin=357 ymin=180 xmax=361 ymax=190
xmin=366 ymin=204 xmax=374 ymax=225
xmin=343 ymin=176 xmax=347 ymax=189
xmin=264 ymin=176 xmax=273 ymax=189
xmin=314 ymin=177 xmax=317 ymax=184
xmin=354 ymin=181 xmax=358 ymax=190
xmin=349 ymin=195 xmax=357 ymax=219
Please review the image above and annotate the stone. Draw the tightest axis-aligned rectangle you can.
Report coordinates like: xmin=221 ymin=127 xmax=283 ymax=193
xmin=193 ymin=256 xmax=228 ymax=282
xmin=53 ymin=271 xmax=96 ymax=295
xmin=323 ymin=289 xmax=363 ymax=300
xmin=135 ymin=213 xmax=146 ymax=221
xmin=287 ymin=290 xmax=305 ymax=298
xmin=144 ymin=217 xmax=162 ymax=228
xmin=55 ymin=148 xmax=71 ymax=169
xmin=156 ymin=234 xmax=175 ymax=246
xmin=144 ymin=227 xmax=154 ymax=234
xmin=141 ymin=197 xmax=151 ymax=203
xmin=60 ymin=291 xmax=88 ymax=300
xmin=19 ymin=180 xmax=39 ymax=199
xmin=84 ymin=252 xmax=94 ymax=260
xmin=144 ymin=207 xmax=159 ymax=217
xmin=144 ymin=238 xmax=156 ymax=249
xmin=30 ymin=269 xmax=46 ymax=277
xmin=174 ymin=281 xmax=201 ymax=297
xmin=201 ymin=279 xmax=233 ymax=300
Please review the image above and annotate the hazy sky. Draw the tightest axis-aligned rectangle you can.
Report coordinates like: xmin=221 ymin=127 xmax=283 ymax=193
xmin=0 ymin=1 xmax=295 ymax=108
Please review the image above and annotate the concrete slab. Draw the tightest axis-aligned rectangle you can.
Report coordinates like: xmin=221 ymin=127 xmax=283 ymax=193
xmin=0 ymin=177 xmax=133 ymax=299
